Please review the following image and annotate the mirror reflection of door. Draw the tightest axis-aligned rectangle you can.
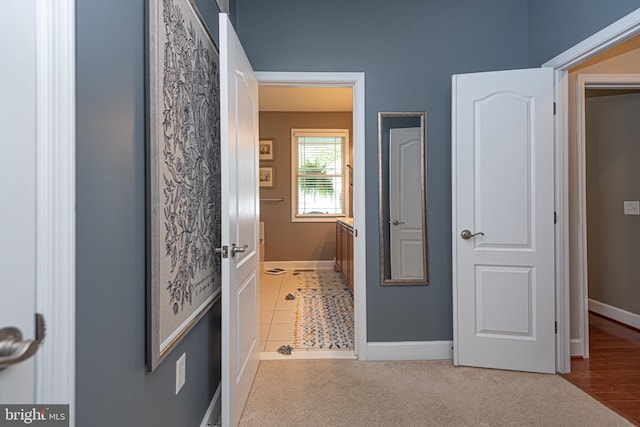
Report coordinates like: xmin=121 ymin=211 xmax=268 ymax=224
xmin=378 ymin=112 xmax=428 ymax=285
xmin=389 ymin=127 xmax=424 ymax=279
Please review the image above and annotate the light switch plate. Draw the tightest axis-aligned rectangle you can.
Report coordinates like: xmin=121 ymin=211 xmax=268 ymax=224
xmin=176 ymin=353 xmax=186 ymax=394
xmin=623 ymin=201 xmax=640 ymax=215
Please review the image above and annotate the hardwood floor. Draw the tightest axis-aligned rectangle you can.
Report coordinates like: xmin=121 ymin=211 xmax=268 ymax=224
xmin=563 ymin=312 xmax=640 ymax=425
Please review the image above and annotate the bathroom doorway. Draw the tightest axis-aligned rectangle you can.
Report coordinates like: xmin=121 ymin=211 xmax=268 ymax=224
xmin=255 ymin=72 xmax=367 ymax=360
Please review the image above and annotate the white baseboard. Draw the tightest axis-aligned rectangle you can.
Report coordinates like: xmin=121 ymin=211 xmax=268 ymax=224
xmin=200 ymin=383 xmax=221 ymax=427
xmin=263 ymin=260 xmax=334 ymax=270
xmin=365 ymin=341 xmax=453 ymax=361
xmin=260 ymin=350 xmax=357 ymax=361
xmin=570 ymin=338 xmax=583 ymax=357
xmin=589 ymin=298 xmax=640 ymax=329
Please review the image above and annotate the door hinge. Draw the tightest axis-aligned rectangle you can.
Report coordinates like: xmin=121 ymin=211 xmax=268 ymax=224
xmin=553 ymin=102 xmax=556 ymax=115
xmin=555 ymin=321 xmax=558 ymax=334
xmin=355 ymin=229 xmax=358 ymax=238
xmin=554 ymin=211 xmax=557 ymax=225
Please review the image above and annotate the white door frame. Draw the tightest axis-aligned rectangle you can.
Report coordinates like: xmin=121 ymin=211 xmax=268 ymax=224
xmin=543 ymin=8 xmax=640 ymax=373
xmin=576 ymin=74 xmax=640 ymax=359
xmin=35 ymin=0 xmax=76 ymax=411
xmin=30 ymin=0 xmax=76 ymax=419
xmin=253 ymin=72 xmax=368 ymax=359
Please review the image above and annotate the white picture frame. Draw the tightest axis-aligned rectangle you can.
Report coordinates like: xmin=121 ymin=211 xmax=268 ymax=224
xmin=259 ymin=166 xmax=274 ymax=188
xmin=259 ymin=139 xmax=274 ymax=161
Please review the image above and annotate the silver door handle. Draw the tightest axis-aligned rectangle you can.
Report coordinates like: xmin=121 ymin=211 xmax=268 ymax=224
xmin=460 ymin=230 xmax=485 ymax=240
xmin=0 ymin=313 xmax=46 ymax=371
xmin=391 ymin=220 xmax=405 ymax=226
xmin=231 ymin=243 xmax=248 ymax=257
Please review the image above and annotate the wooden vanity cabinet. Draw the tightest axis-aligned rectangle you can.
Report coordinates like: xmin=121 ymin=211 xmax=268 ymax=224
xmin=335 ymin=221 xmax=354 ymax=295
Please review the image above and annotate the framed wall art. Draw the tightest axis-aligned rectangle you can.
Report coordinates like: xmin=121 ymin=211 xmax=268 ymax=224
xmin=259 ymin=139 xmax=274 ymax=160
xmin=146 ymin=0 xmax=221 ymax=371
xmin=259 ymin=166 xmax=274 ymax=188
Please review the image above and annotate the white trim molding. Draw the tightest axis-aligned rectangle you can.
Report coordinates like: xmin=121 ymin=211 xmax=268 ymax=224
xmin=289 ymin=128 xmax=350 ymax=223
xmin=262 ymin=260 xmax=335 ymax=270
xmin=200 ymin=384 xmax=221 ymax=427
xmin=260 ymin=350 xmax=357 ymax=361
xmin=366 ymin=341 xmax=453 ymax=361
xmin=575 ymin=74 xmax=640 ymax=359
xmin=570 ymin=339 xmax=584 ymax=357
xmin=255 ymin=71 xmax=368 ymax=360
xmin=35 ymin=0 xmax=76 ymax=421
xmin=577 ymin=74 xmax=640 ymax=89
xmin=541 ymin=8 xmax=640 ymax=374
xmin=451 ymin=76 xmax=460 ymax=367
xmin=543 ymin=8 xmax=640 ymax=70
xmin=589 ymin=299 xmax=640 ymax=330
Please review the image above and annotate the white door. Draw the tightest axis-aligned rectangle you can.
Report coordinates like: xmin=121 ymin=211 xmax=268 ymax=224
xmin=0 ymin=0 xmax=39 ymax=402
xmin=220 ymin=14 xmax=260 ymax=427
xmin=452 ymin=68 xmax=555 ymax=373
xmin=389 ymin=127 xmax=424 ymax=279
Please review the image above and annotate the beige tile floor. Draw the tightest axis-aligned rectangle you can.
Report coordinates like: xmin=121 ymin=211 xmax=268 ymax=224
xmin=259 ymin=268 xmax=357 ymax=359
xmin=259 ymin=269 xmax=302 ymax=352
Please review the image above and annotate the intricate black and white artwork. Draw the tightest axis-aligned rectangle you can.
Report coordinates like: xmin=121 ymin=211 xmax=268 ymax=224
xmin=147 ymin=0 xmax=220 ymax=371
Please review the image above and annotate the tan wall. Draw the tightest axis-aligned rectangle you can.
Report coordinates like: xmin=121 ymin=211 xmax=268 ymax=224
xmin=259 ymin=111 xmax=353 ymax=262
xmin=568 ymin=35 xmax=640 ymax=339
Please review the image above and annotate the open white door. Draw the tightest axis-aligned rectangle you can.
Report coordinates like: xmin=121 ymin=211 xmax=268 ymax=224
xmin=220 ymin=14 xmax=260 ymax=427
xmin=1 ymin=0 xmax=75 ymax=417
xmin=0 ymin=0 xmax=38 ymax=402
xmin=452 ymin=68 xmax=555 ymax=373
xmin=389 ymin=127 xmax=424 ymax=279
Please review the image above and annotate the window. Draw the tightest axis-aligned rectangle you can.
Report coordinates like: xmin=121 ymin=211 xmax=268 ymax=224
xmin=291 ymin=129 xmax=349 ymax=222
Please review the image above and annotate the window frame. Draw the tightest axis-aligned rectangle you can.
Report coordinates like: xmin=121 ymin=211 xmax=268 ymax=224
xmin=290 ymin=128 xmax=350 ymax=223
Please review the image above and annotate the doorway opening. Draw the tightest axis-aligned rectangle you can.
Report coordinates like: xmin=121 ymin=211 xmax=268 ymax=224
xmin=561 ymin=45 xmax=640 ymax=423
xmin=574 ymin=70 xmax=640 ymax=359
xmin=254 ymin=72 xmax=367 ymax=360
xmin=542 ymin=8 xmax=640 ymax=374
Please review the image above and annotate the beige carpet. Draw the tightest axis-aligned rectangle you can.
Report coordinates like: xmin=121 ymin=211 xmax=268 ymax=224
xmin=239 ymin=359 xmax=632 ymax=426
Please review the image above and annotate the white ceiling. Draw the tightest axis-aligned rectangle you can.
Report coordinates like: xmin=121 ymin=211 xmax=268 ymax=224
xmin=258 ymin=86 xmax=353 ymax=112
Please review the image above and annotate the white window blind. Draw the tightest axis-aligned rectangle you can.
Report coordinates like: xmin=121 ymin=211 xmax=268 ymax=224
xmin=291 ymin=129 xmax=349 ymax=221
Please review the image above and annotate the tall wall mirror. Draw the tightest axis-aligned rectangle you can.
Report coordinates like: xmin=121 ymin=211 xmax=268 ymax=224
xmin=378 ymin=112 xmax=429 ymax=285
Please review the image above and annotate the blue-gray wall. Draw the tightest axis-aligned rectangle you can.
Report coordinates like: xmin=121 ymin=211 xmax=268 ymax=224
xmin=528 ymin=1 xmax=640 ymax=66
xmin=76 ymin=1 xmax=225 ymax=425
xmin=74 ymin=1 xmax=640 ymax=424
xmin=235 ymin=0 xmax=530 ymax=341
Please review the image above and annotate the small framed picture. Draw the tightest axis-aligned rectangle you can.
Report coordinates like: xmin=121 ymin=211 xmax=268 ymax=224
xmin=259 ymin=166 xmax=274 ymax=188
xmin=259 ymin=140 xmax=274 ymax=160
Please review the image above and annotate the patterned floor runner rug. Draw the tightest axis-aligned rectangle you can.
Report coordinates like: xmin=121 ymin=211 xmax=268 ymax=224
xmin=291 ymin=272 xmax=354 ymax=350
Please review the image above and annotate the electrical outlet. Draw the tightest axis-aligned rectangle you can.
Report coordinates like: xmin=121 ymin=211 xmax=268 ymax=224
xmin=624 ymin=201 xmax=640 ymax=216
xmin=176 ymin=353 xmax=186 ymax=395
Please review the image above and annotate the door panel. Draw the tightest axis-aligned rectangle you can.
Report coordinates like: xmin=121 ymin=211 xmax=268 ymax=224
xmin=475 ymin=266 xmax=534 ymax=337
xmin=453 ymin=68 xmax=555 ymax=374
xmin=0 ymin=0 xmax=37 ymax=402
xmin=236 ymin=273 xmax=257 ymax=378
xmin=476 ymin=93 xmax=532 ymax=248
xmin=389 ymin=127 xmax=424 ymax=280
xmin=220 ymin=13 xmax=260 ymax=427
